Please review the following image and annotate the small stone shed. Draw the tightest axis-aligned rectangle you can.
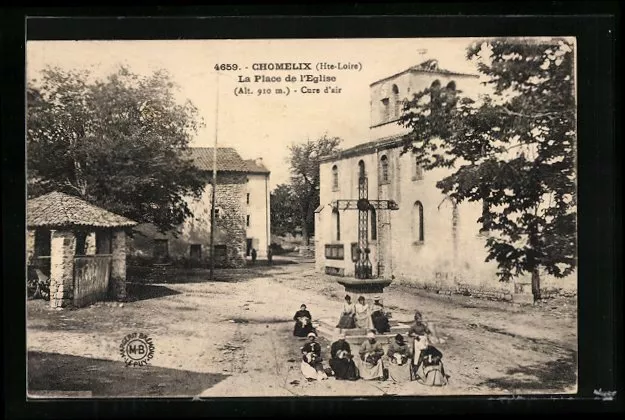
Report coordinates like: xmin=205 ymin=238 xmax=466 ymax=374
xmin=27 ymin=191 xmax=137 ymax=308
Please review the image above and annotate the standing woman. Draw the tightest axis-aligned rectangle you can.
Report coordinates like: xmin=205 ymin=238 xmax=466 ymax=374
xmin=336 ymin=294 xmax=356 ymax=333
xmin=408 ymin=310 xmax=441 ymax=342
xmin=293 ymin=304 xmax=314 ymax=337
xmin=354 ymin=296 xmax=373 ymax=330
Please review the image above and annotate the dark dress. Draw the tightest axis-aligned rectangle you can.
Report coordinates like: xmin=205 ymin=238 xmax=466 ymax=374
xmin=329 ymin=340 xmax=359 ymax=380
xmin=302 ymin=341 xmax=322 ymax=363
xmin=293 ymin=309 xmax=314 ymax=337
xmin=336 ymin=302 xmax=356 ymax=329
xmin=371 ymin=304 xmax=391 ymax=334
xmin=414 ymin=345 xmax=448 ymax=386
xmin=301 ymin=340 xmax=326 ymax=379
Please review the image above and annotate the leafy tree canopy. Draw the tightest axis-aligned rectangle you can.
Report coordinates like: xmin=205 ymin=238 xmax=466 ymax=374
xmin=288 ymin=134 xmax=342 ymax=243
xmin=28 ymin=66 xmax=206 ymax=233
xmin=400 ymin=38 xmax=576 ymax=300
xmin=270 ymin=184 xmax=299 ymax=236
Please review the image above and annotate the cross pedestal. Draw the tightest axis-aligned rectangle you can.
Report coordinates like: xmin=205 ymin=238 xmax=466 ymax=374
xmin=337 ymin=277 xmax=392 ymax=306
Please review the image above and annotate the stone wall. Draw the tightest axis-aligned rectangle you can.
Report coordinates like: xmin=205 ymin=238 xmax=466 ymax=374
xmin=110 ymin=230 xmax=127 ymax=301
xmin=49 ymin=230 xmax=75 ymax=308
xmin=298 ymin=243 xmax=316 ymax=258
xmin=213 ymin=173 xmax=247 ymax=267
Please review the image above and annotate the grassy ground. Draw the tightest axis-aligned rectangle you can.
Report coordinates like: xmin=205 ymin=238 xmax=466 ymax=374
xmin=27 ymin=256 xmax=577 ymax=397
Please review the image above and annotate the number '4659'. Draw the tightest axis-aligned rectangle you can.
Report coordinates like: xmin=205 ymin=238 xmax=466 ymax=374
xmin=214 ymin=64 xmax=239 ymax=71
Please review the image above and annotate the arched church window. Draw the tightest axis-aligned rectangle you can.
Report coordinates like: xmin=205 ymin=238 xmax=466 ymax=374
xmin=380 ymin=98 xmax=390 ymax=122
xmin=380 ymin=155 xmax=389 ymax=184
xmin=358 ymin=160 xmax=366 ymax=180
xmin=332 ymin=165 xmax=339 ymax=191
xmin=370 ymin=206 xmax=377 ymax=241
xmin=414 ymin=201 xmax=424 ymax=243
xmin=430 ymin=80 xmax=442 ymax=105
xmin=392 ymin=84 xmax=400 ymax=118
xmin=332 ymin=208 xmax=341 ymax=241
xmin=413 ymin=155 xmax=424 ymax=181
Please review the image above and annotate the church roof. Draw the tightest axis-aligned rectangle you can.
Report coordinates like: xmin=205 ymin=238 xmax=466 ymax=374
xmin=319 ymin=134 xmax=410 ymax=163
xmin=27 ymin=191 xmax=137 ymax=229
xmin=370 ymin=59 xmax=479 ymax=87
xmin=184 ymin=147 xmax=250 ymax=172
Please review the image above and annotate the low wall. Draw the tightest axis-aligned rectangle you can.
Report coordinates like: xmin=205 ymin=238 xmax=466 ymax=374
xmin=393 ymin=271 xmax=577 ymax=303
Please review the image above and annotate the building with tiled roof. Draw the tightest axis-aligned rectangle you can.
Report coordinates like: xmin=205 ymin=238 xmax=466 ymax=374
xmin=26 ymin=191 xmax=136 ymax=308
xmin=129 ymin=147 xmax=271 ymax=266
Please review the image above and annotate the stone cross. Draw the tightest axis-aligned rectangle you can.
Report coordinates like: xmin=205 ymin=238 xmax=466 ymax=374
xmin=332 ymin=175 xmax=399 ymax=279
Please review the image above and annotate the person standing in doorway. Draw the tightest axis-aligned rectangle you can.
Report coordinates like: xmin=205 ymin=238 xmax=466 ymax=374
xmin=251 ymin=248 xmax=257 ymax=264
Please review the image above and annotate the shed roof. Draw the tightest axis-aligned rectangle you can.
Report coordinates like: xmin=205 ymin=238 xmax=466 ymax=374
xmin=27 ymin=191 xmax=137 ymax=229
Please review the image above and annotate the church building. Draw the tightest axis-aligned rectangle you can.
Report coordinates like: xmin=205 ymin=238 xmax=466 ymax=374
xmin=314 ymin=60 xmax=516 ymax=292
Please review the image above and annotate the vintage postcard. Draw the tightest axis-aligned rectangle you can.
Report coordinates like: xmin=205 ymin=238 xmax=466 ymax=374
xmin=26 ymin=36 xmax=578 ymax=398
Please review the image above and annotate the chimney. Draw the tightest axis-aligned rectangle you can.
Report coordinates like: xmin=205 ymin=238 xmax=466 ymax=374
xmin=255 ymin=157 xmax=264 ymax=167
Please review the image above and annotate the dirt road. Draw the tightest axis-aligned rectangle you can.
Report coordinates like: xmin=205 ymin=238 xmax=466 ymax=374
xmin=27 ymin=258 xmax=577 ymax=397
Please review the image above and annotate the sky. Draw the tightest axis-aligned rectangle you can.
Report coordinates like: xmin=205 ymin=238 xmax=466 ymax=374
xmin=27 ymin=38 xmax=485 ymax=190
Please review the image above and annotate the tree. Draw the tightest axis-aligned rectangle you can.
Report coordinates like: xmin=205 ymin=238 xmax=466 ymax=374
xmin=270 ymin=184 xmax=299 ymax=236
xmin=288 ymin=135 xmax=342 ymax=245
xmin=27 ymin=66 xmax=206 ymax=233
xmin=399 ymin=38 xmax=576 ymax=302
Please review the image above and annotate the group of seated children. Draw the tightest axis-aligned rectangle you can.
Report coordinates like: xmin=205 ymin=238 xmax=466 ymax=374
xmin=294 ymin=303 xmax=448 ymax=385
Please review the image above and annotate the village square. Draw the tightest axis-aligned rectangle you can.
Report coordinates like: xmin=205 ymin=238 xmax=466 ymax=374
xmin=25 ymin=38 xmax=578 ymax=397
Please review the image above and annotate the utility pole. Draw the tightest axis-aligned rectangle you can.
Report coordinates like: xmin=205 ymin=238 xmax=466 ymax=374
xmin=209 ymin=72 xmax=220 ymax=280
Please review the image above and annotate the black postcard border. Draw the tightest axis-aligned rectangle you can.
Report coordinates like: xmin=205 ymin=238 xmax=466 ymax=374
xmin=2 ymin=5 xmax=622 ymax=418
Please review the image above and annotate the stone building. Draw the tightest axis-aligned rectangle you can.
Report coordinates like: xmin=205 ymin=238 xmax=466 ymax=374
xmin=27 ymin=191 xmax=137 ymax=308
xmin=129 ymin=147 xmax=270 ymax=267
xmin=315 ymin=59 xmax=533 ymax=294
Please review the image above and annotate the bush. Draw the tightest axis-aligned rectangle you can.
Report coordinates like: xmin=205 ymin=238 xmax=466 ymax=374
xmin=127 ymin=254 xmax=156 ymax=267
xmin=270 ymin=243 xmax=288 ymax=255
